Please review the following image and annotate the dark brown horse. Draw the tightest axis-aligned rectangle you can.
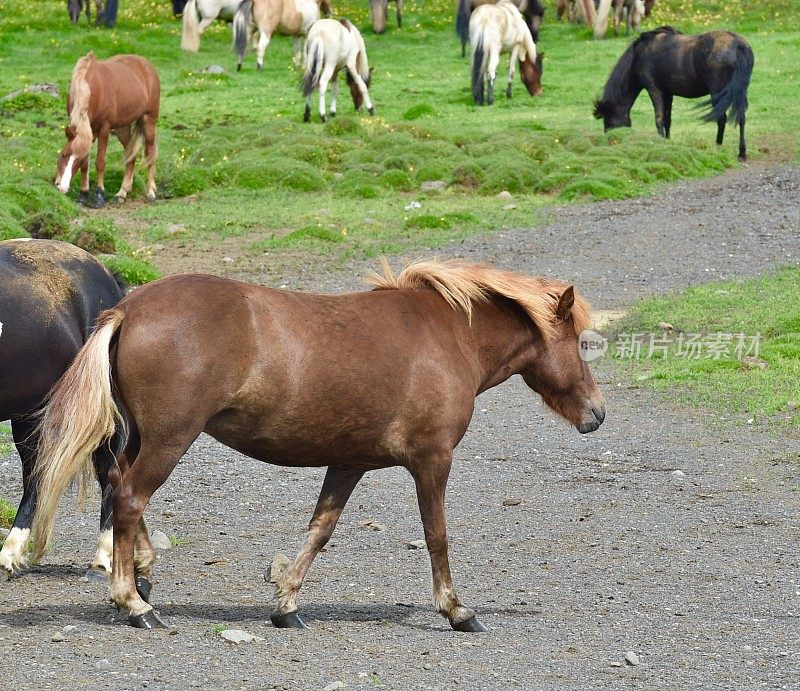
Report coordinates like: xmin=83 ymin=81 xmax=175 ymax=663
xmin=593 ymin=26 xmax=753 ymax=160
xmin=32 ymin=260 xmax=605 ymax=631
xmin=55 ymin=53 xmax=160 ymax=208
xmin=0 ymin=239 xmax=125 ymax=577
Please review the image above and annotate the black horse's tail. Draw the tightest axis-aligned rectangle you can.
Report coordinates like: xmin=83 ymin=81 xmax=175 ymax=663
xmin=456 ymin=0 xmax=471 ymax=56
xmin=234 ymin=0 xmax=254 ymax=71
xmin=471 ymin=35 xmax=485 ymax=104
xmin=702 ymin=42 xmax=754 ymax=127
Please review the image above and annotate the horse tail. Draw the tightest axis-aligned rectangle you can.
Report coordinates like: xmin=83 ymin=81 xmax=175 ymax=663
xmin=702 ymin=40 xmax=754 ymax=127
xmin=233 ymin=0 xmax=253 ymax=71
xmin=302 ymin=32 xmax=324 ymax=96
xmin=68 ymin=53 xmax=94 ymax=159
xmin=181 ymin=0 xmax=201 ymax=52
xmin=31 ymin=310 xmax=126 ymax=559
xmin=456 ymin=0 xmax=471 ymax=55
xmin=124 ymin=121 xmax=144 ymax=165
xmin=471 ymin=33 xmax=485 ymax=104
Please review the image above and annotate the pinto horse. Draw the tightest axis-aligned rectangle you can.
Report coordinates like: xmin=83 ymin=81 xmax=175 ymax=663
xmin=593 ymin=27 xmax=753 ymax=161
xmin=470 ymin=0 xmax=543 ymax=105
xmin=369 ymin=0 xmax=402 ymax=34
xmin=32 ymin=259 xmax=605 ymax=631
xmin=457 ymin=0 xmax=544 ymax=58
xmin=55 ymin=53 xmax=160 ymax=208
xmin=233 ymin=0 xmax=332 ymax=71
xmin=0 ymin=239 xmax=125 ymax=577
xmin=302 ymin=18 xmax=375 ymax=123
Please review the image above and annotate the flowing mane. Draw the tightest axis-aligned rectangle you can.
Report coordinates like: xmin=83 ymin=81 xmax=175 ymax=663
xmin=594 ymin=26 xmax=681 ymax=117
xmin=368 ymin=258 xmax=591 ymax=340
xmin=68 ymin=52 xmax=95 ymax=158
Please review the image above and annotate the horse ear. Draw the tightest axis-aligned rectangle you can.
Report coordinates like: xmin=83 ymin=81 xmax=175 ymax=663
xmin=556 ymin=286 xmax=574 ymax=321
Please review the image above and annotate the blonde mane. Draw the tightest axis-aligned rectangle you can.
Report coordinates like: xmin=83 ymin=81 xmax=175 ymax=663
xmin=368 ymin=258 xmax=591 ymax=340
xmin=68 ymin=52 xmax=95 ymax=158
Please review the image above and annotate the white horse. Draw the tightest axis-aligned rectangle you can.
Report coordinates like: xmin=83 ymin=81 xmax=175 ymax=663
xmin=302 ymin=18 xmax=374 ymax=122
xmin=233 ymin=0 xmax=332 ymax=71
xmin=181 ymin=0 xmax=243 ymax=52
xmin=469 ymin=0 xmax=543 ymax=105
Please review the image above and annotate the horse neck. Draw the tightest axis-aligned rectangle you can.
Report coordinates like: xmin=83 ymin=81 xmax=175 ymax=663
xmin=464 ymin=299 xmax=540 ymax=395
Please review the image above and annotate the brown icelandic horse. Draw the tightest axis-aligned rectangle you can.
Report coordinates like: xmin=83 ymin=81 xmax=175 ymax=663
xmin=55 ymin=53 xmax=160 ymax=208
xmin=593 ymin=27 xmax=753 ymax=161
xmin=32 ymin=260 xmax=605 ymax=631
xmin=369 ymin=0 xmax=402 ymax=34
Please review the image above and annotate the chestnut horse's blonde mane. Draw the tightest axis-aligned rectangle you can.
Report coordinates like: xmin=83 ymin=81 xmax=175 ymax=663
xmin=68 ymin=52 xmax=95 ymax=158
xmin=368 ymin=258 xmax=591 ymax=340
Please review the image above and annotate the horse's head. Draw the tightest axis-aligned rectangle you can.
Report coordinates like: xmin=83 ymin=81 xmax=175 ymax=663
xmin=318 ymin=0 xmax=332 ymax=18
xmin=521 ymin=287 xmax=606 ymax=434
xmin=54 ymin=127 xmax=88 ymax=193
xmin=593 ymin=98 xmax=631 ymax=131
xmin=370 ymin=0 xmax=387 ymax=34
xmin=519 ymin=52 xmax=544 ymax=97
xmin=346 ymin=68 xmax=373 ymax=111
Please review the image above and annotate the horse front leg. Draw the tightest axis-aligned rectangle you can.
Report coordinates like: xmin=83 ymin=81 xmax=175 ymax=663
xmin=141 ymin=115 xmax=158 ymax=202
xmin=647 ymin=87 xmax=667 ymax=138
xmin=330 ymin=72 xmax=339 ymax=118
xmin=78 ymin=156 xmax=90 ymax=206
xmin=348 ymin=67 xmax=375 ymax=115
xmin=93 ymin=127 xmax=110 ymax=207
xmin=506 ymin=47 xmax=519 ymax=99
xmin=412 ymin=453 xmax=487 ymax=632
xmin=272 ymin=466 xmax=364 ymax=629
xmin=397 ymin=0 xmax=403 ymax=28
xmin=716 ymin=113 xmax=727 ymax=146
xmin=663 ymin=93 xmax=673 ymax=139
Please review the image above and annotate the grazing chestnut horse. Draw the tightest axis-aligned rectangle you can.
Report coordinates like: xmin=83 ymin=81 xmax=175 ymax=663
xmin=369 ymin=0 xmax=402 ymax=34
xmin=302 ymin=18 xmax=375 ymax=123
xmin=233 ymin=0 xmax=332 ymax=71
xmin=470 ymin=0 xmax=543 ymax=105
xmin=0 ymin=239 xmax=125 ymax=578
xmin=32 ymin=260 xmax=605 ymax=631
xmin=55 ymin=53 xmax=161 ymax=208
xmin=457 ymin=0 xmax=544 ymax=57
xmin=593 ymin=27 xmax=753 ymax=161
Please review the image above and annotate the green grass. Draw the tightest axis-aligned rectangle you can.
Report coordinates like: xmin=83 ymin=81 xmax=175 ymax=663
xmin=610 ymin=267 xmax=800 ymax=428
xmin=0 ymin=498 xmax=15 ymax=529
xmin=0 ymin=423 xmax=15 ymax=526
xmin=0 ymin=1 xmax=798 ymax=263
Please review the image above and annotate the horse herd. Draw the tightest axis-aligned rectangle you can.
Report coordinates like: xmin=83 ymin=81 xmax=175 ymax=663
xmin=3 ymin=1 xmax=755 ymax=631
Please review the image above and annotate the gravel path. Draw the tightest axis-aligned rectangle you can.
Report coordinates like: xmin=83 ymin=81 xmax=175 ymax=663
xmin=2 ymin=165 xmax=799 ymax=690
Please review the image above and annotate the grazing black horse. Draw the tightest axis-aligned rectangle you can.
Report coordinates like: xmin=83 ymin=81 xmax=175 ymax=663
xmin=456 ymin=0 xmax=544 ymax=58
xmin=68 ymin=0 xmax=118 ymax=27
xmin=594 ymin=26 xmax=754 ymax=161
xmin=0 ymin=240 xmax=125 ymax=577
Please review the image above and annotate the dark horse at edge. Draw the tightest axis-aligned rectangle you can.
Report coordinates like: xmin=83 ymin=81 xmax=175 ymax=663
xmin=68 ymin=0 xmax=119 ymax=27
xmin=0 ymin=240 xmax=125 ymax=577
xmin=594 ymin=26 xmax=754 ymax=161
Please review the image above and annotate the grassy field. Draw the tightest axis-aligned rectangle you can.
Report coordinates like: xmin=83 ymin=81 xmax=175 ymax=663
xmin=0 ymin=0 xmax=798 ymax=275
xmin=610 ymin=267 xmax=800 ymax=430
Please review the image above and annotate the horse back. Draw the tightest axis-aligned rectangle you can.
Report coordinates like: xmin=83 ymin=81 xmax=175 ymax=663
xmin=0 ymin=240 xmax=124 ymax=418
xmin=88 ymin=55 xmax=161 ymax=127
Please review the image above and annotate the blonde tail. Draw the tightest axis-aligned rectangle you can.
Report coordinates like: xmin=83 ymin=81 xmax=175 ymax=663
xmin=32 ymin=309 xmax=126 ymax=559
xmin=181 ymin=0 xmax=201 ymax=52
xmin=124 ymin=121 xmax=144 ymax=165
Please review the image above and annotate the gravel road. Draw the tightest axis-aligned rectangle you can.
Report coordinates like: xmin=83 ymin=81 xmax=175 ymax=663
xmin=2 ymin=165 xmax=799 ymax=690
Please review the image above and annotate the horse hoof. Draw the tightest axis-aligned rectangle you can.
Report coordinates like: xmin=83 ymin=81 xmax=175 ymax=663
xmin=320 ymin=115 xmax=327 ymax=123
xmin=303 ymin=107 xmax=311 ymax=123
xmin=135 ymin=575 xmax=152 ymax=604
xmin=237 ymin=64 xmax=242 ymax=72
xmin=329 ymin=111 xmax=336 ymax=118
xmin=257 ymin=63 xmax=263 ymax=71
xmin=146 ymin=193 xmax=156 ymax=203
xmin=271 ymin=611 xmax=308 ymax=629
xmin=77 ymin=191 xmax=90 ymax=206
xmin=738 ymin=155 xmax=747 ymax=162
xmin=368 ymin=106 xmax=375 ymax=116
xmin=85 ymin=568 xmax=108 ymax=582
xmin=111 ymin=194 xmax=125 ymax=205
xmin=451 ymin=615 xmax=488 ymax=633
xmin=93 ymin=191 xmax=106 ymax=209
xmin=129 ymin=609 xmax=167 ymax=629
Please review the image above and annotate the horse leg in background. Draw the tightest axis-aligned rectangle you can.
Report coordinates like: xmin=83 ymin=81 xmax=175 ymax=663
xmin=93 ymin=127 xmax=110 ymax=208
xmin=646 ymin=87 xmax=668 ymax=138
xmin=317 ymin=64 xmax=335 ymax=122
xmin=612 ymin=0 xmax=623 ymax=35
xmin=346 ymin=63 xmax=375 ymax=115
xmin=716 ymin=113 xmax=727 ymax=148
xmin=78 ymin=156 xmax=90 ymax=206
xmin=486 ymin=47 xmax=500 ymax=105
xmin=330 ymin=71 xmax=339 ymax=118
xmin=397 ymin=0 xmax=403 ymax=28
xmin=142 ymin=115 xmax=158 ymax=202
xmin=272 ymin=466 xmax=365 ymax=629
xmin=663 ymin=93 xmax=673 ymax=139
xmin=113 ymin=125 xmax=137 ymax=202
xmin=0 ymin=417 xmax=39 ymax=576
xmin=292 ymin=37 xmax=303 ymax=68
xmin=411 ymin=453 xmax=487 ymax=632
xmin=737 ymin=113 xmax=746 ymax=162
xmin=88 ymin=440 xmax=119 ymax=576
xmin=505 ymin=46 xmax=519 ymax=99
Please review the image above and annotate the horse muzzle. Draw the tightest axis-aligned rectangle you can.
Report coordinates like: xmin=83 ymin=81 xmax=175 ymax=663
xmin=576 ymin=402 xmax=605 ymax=434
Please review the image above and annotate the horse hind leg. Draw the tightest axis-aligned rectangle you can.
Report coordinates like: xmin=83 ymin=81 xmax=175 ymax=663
xmin=318 ymin=65 xmax=335 ymax=122
xmin=272 ymin=466 xmax=364 ymax=629
xmin=330 ymin=73 xmax=339 ymax=118
xmin=141 ymin=115 xmax=158 ymax=202
xmin=113 ymin=125 xmax=138 ymax=202
xmin=738 ymin=114 xmax=746 ymax=162
xmin=256 ymin=30 xmax=272 ymax=70
xmin=486 ymin=50 xmax=500 ymax=105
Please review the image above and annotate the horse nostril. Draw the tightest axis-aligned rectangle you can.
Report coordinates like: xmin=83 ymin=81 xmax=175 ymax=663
xmin=592 ymin=406 xmax=605 ymax=424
